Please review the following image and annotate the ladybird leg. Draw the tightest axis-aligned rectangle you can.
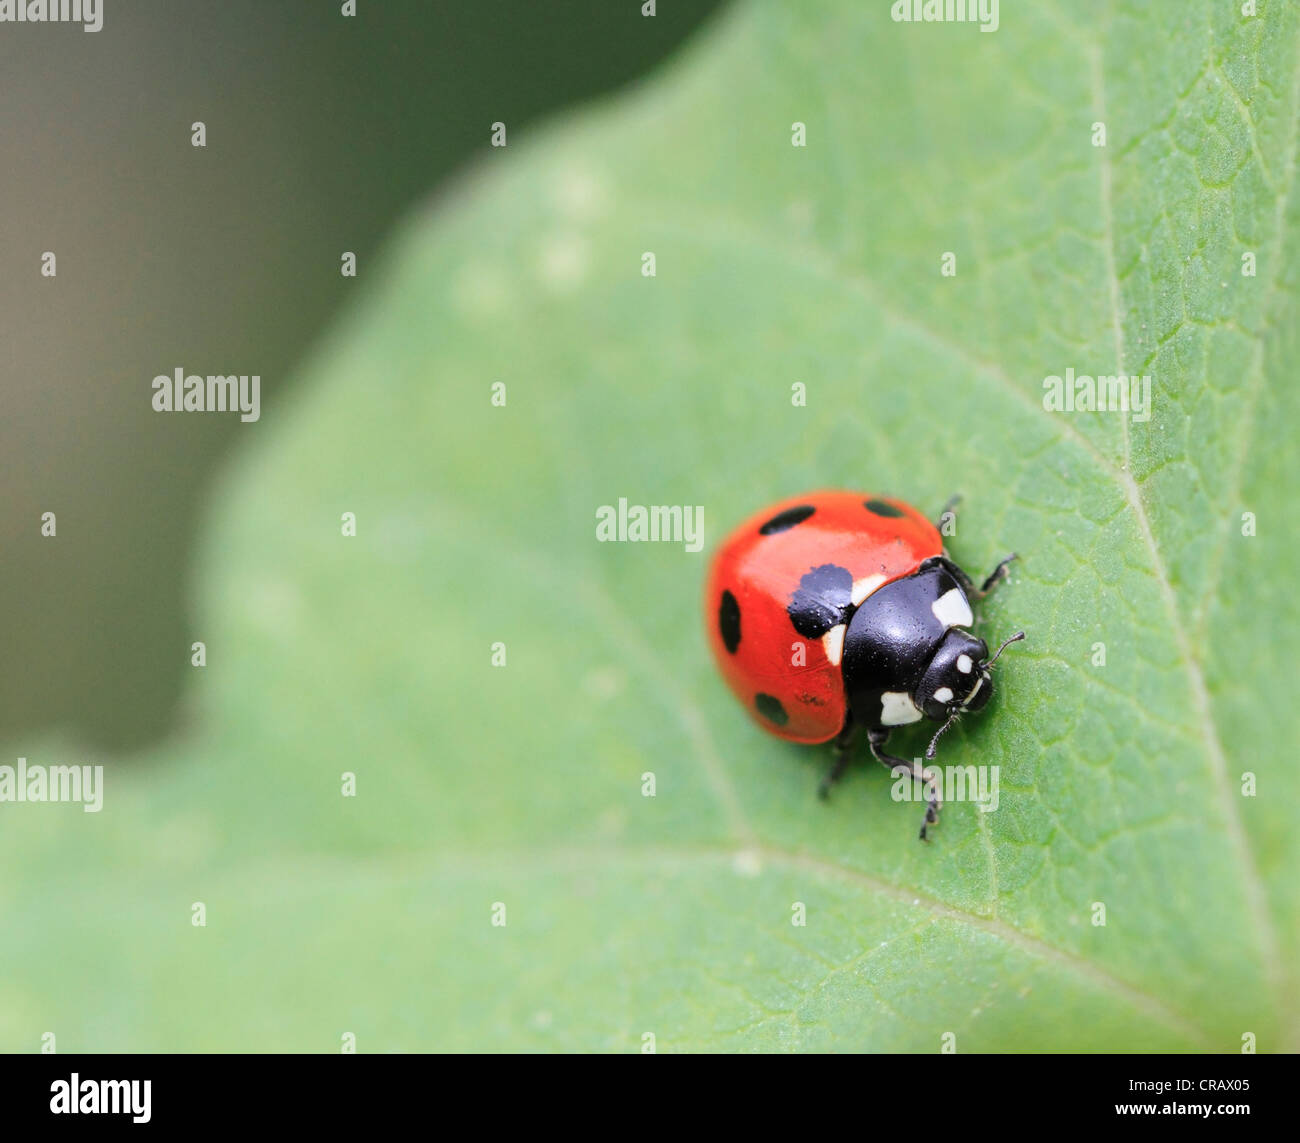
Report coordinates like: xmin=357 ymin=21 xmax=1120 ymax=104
xmin=867 ymin=727 xmax=943 ymax=841
xmin=818 ymin=719 xmax=857 ymax=800
xmin=926 ymin=553 xmax=977 ymax=597
xmin=978 ymin=553 xmax=1018 ymax=596
xmin=934 ymin=493 xmax=962 ymax=533
xmin=928 ymin=552 xmax=1017 ymax=601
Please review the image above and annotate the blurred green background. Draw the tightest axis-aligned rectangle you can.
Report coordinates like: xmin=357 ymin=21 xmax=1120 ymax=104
xmin=0 ymin=0 xmax=725 ymax=750
xmin=2 ymin=0 xmax=1297 ymax=1053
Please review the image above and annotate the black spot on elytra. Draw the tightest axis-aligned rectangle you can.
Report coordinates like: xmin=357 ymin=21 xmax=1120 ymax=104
xmin=864 ymin=498 xmax=904 ymax=518
xmin=755 ymin=693 xmax=788 ymax=726
xmin=759 ymin=504 xmax=816 ymax=535
xmin=787 ymin=563 xmax=853 ymax=639
xmin=718 ymin=590 xmax=741 ymax=654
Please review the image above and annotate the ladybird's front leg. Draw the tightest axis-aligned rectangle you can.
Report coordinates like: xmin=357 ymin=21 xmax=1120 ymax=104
xmin=934 ymin=493 xmax=962 ymax=534
xmin=867 ymin=727 xmax=942 ymax=841
xmin=978 ymin=553 xmax=1018 ymax=596
xmin=818 ymin=719 xmax=858 ymax=800
xmin=935 ymin=551 xmax=1018 ymax=600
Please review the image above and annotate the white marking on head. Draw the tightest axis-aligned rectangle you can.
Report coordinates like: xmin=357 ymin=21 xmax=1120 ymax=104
xmin=821 ymin=624 xmax=846 ymax=667
xmin=956 ymin=654 xmax=973 ymax=674
xmin=933 ymin=687 xmax=954 ymax=704
xmin=931 ymin=588 xmax=973 ymax=629
xmin=880 ymin=691 xmax=923 ymax=726
xmin=961 ymin=675 xmax=985 ymax=709
xmin=851 ymin=574 xmax=886 ymax=606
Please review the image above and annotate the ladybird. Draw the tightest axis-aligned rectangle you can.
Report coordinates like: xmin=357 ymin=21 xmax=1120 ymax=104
xmin=704 ymin=491 xmax=1023 ymax=840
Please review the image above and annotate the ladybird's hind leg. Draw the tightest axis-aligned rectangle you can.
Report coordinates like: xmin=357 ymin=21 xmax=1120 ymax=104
xmin=867 ymin=727 xmax=942 ymax=842
xmin=817 ymin=718 xmax=858 ymax=800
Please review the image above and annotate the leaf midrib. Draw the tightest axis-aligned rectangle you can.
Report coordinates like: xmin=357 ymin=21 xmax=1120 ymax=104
xmin=616 ymin=38 xmax=1300 ymax=985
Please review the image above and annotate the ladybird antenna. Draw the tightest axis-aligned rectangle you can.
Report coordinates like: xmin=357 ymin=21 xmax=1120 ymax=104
xmin=925 ymin=709 xmax=960 ymax=760
xmin=985 ymin=630 xmax=1025 ymax=668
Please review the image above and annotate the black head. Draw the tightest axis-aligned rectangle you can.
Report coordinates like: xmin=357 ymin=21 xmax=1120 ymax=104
xmin=917 ymin=629 xmax=1026 ymax=758
xmin=915 ymin=629 xmax=991 ymax=721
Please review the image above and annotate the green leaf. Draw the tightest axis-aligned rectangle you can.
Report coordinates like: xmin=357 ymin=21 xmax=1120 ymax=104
xmin=4 ymin=0 xmax=1298 ymax=1051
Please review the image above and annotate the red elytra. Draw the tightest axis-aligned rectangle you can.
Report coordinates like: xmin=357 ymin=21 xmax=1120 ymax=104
xmin=704 ymin=490 xmax=942 ymax=745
